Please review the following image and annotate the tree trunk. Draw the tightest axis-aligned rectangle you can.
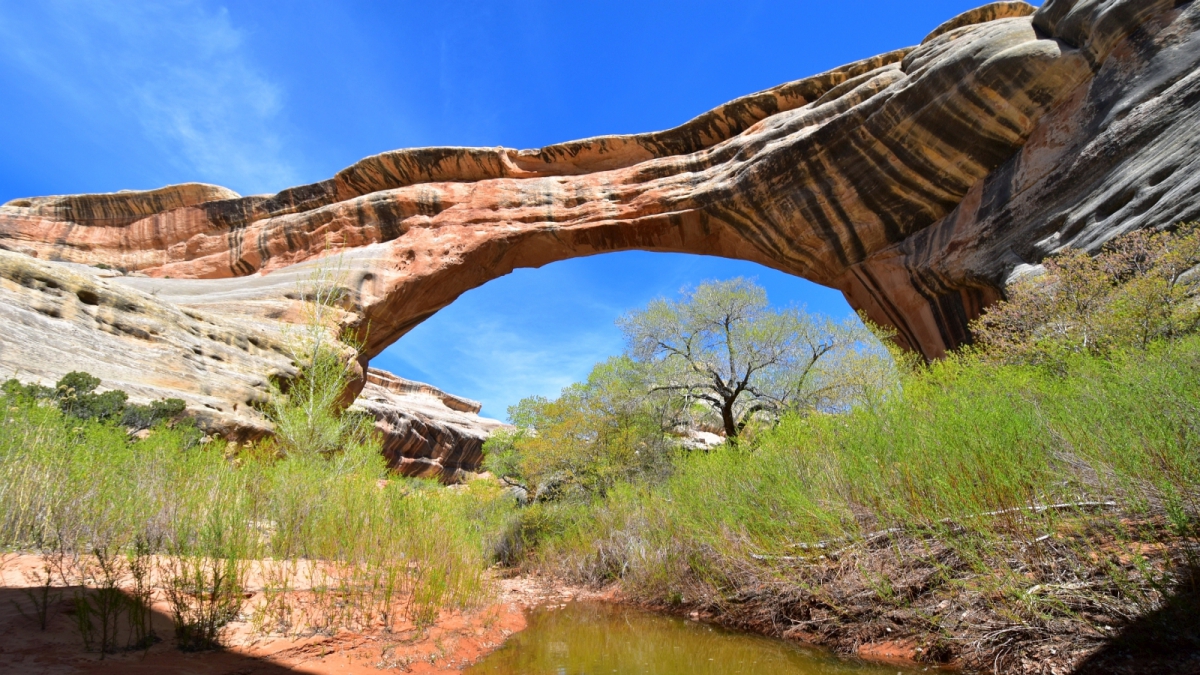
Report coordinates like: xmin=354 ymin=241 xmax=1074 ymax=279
xmin=721 ymin=402 xmax=737 ymax=439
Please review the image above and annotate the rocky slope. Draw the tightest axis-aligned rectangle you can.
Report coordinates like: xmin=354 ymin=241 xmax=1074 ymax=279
xmin=1 ymin=0 xmax=1197 ymax=450
xmin=0 ymin=249 xmax=294 ymax=439
xmin=352 ymin=368 xmax=506 ymax=481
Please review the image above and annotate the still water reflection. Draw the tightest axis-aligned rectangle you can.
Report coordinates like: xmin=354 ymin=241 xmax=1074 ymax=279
xmin=466 ymin=602 xmax=920 ymax=675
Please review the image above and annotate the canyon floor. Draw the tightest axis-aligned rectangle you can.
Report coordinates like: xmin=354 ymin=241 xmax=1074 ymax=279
xmin=3 ymin=550 xmax=1198 ymax=674
xmin=0 ymin=554 xmax=614 ymax=675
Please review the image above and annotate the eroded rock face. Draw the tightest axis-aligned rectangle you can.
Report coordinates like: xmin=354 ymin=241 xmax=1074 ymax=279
xmin=0 ymin=0 xmax=1196 ymax=443
xmin=352 ymin=368 xmax=506 ymax=480
xmin=0 ymin=249 xmax=295 ymax=439
xmin=836 ymin=0 xmax=1200 ymax=353
xmin=0 ymin=247 xmax=503 ymax=473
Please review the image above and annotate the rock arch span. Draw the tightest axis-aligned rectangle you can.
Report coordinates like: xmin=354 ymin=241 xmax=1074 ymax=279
xmin=2 ymin=0 xmax=1199 ymax=442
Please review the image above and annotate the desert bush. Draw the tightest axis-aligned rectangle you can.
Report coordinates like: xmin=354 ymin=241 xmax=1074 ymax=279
xmin=0 ymin=370 xmax=509 ymax=646
xmin=2 ymin=371 xmax=185 ymax=431
xmin=264 ymin=249 xmax=377 ymax=460
xmin=973 ymin=222 xmax=1200 ymax=362
xmin=265 ymin=346 xmax=378 ymax=460
xmin=13 ymin=560 xmax=59 ymax=631
xmin=163 ymin=550 xmax=249 ymax=650
xmin=70 ymin=546 xmax=129 ymax=657
xmin=485 ymin=356 xmax=676 ymax=499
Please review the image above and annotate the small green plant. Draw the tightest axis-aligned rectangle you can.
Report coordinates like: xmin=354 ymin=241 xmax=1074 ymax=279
xmin=125 ymin=536 xmax=157 ymax=651
xmin=408 ymin=565 xmax=448 ymax=630
xmin=123 ymin=398 xmax=187 ymax=432
xmin=162 ymin=551 xmax=248 ymax=651
xmin=250 ymin=559 xmax=298 ymax=636
xmin=13 ymin=560 xmax=60 ymax=631
xmin=65 ymin=548 xmax=127 ymax=658
xmin=70 ymin=592 xmax=97 ymax=653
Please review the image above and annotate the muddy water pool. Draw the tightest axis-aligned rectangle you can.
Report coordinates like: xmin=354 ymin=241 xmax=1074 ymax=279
xmin=466 ymin=602 xmax=923 ymax=675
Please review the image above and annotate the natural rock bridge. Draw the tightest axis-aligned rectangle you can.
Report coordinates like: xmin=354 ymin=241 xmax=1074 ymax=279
xmin=2 ymin=0 xmax=1198 ymax=473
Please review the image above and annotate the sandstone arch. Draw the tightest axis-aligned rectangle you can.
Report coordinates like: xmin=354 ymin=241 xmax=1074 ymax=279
xmin=2 ymin=0 xmax=1199 ymax=442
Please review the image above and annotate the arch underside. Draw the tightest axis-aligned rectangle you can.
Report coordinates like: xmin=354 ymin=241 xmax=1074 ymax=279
xmin=2 ymin=0 xmax=1199 ymax=440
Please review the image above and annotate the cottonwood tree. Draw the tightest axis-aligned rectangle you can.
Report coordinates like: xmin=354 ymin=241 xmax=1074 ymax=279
xmin=618 ymin=278 xmax=887 ymax=439
xmin=484 ymin=356 xmax=676 ymax=498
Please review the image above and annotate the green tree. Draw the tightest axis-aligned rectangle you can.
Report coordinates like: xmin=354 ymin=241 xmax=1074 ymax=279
xmin=484 ymin=356 xmax=675 ymax=498
xmin=618 ymin=278 xmax=887 ymax=439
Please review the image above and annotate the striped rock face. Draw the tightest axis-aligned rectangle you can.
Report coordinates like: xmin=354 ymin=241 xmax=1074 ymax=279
xmin=352 ymin=369 xmax=507 ymax=481
xmin=2 ymin=0 xmax=1199 ymax=449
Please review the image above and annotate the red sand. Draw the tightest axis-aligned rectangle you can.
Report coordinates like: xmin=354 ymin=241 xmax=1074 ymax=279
xmin=0 ymin=553 xmax=607 ymax=674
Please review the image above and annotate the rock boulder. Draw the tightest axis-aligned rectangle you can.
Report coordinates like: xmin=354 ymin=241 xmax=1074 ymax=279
xmin=352 ymin=368 xmax=507 ymax=481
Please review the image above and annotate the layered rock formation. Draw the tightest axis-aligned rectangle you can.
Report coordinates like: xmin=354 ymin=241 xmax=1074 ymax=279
xmin=0 ymin=246 xmax=500 ymax=476
xmin=838 ymin=0 xmax=1200 ymax=352
xmin=2 ymin=0 xmax=1198 ymax=454
xmin=352 ymin=369 xmax=506 ymax=481
xmin=0 ymin=249 xmax=295 ymax=438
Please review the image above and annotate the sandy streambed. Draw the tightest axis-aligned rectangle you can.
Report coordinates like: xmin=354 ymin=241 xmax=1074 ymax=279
xmin=0 ymin=553 xmax=609 ymax=674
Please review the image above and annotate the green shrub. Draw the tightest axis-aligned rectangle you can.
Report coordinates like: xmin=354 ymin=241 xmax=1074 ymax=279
xmin=0 ymin=371 xmax=511 ymax=646
xmin=973 ymin=222 xmax=1200 ymax=362
xmin=122 ymin=398 xmax=187 ymax=431
xmin=2 ymin=371 xmax=185 ymax=430
xmin=484 ymin=356 xmax=678 ymax=499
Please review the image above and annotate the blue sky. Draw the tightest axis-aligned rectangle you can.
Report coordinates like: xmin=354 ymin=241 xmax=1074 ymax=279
xmin=0 ymin=0 xmax=1015 ymax=418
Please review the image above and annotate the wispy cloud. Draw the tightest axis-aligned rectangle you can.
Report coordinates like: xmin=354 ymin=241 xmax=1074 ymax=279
xmin=386 ymin=315 xmax=622 ymax=420
xmin=0 ymin=0 xmax=296 ymax=194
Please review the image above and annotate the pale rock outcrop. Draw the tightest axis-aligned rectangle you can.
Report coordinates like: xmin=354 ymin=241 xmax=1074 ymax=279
xmin=0 ymin=0 xmax=1196 ymax=454
xmin=0 ymin=250 xmax=502 ymax=476
xmin=0 ymin=249 xmax=294 ymax=439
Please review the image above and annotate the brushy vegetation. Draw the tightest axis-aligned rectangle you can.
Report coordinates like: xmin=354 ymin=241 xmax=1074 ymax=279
xmin=530 ymin=339 xmax=1198 ymax=580
xmin=0 ymin=372 xmax=511 ymax=648
xmin=0 ymin=260 xmax=515 ymax=654
xmin=3 ymin=370 xmax=185 ymax=432
xmin=0 ymin=373 xmax=512 ymax=652
xmin=974 ymin=223 xmax=1200 ymax=361
xmin=487 ymin=224 xmax=1200 ymax=670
